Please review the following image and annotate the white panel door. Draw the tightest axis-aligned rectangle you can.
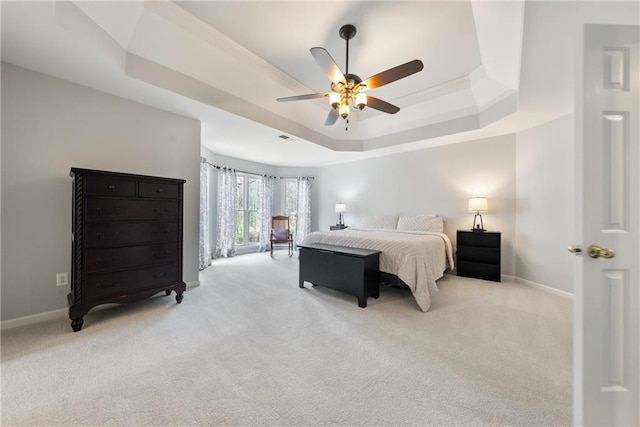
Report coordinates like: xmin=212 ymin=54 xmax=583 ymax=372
xmin=574 ymin=24 xmax=639 ymax=426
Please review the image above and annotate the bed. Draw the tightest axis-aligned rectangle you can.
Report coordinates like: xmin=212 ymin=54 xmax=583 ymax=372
xmin=300 ymin=215 xmax=455 ymax=312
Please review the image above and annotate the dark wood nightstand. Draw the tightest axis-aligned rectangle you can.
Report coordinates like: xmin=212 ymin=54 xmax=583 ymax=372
xmin=456 ymin=230 xmax=501 ymax=282
xmin=330 ymin=225 xmax=348 ymax=231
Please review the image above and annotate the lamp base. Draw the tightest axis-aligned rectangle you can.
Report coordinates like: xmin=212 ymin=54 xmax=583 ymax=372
xmin=471 ymin=213 xmax=485 ymax=232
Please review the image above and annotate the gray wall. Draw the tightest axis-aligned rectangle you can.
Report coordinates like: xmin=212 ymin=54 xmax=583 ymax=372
xmin=515 ymin=115 xmax=574 ymax=292
xmin=315 ymin=135 xmax=517 ymax=276
xmin=1 ymin=63 xmax=201 ymax=321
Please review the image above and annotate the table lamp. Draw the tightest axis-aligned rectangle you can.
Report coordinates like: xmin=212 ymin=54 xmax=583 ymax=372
xmin=335 ymin=203 xmax=347 ymax=226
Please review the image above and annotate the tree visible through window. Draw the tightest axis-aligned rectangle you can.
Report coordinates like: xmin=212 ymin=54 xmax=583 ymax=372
xmin=236 ymin=174 xmax=261 ymax=245
xmin=284 ymin=179 xmax=298 ymax=234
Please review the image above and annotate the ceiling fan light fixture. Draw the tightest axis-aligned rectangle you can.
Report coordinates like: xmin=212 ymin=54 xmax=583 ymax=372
xmin=339 ymin=103 xmax=349 ymax=119
xmin=355 ymin=93 xmax=367 ymax=110
xmin=329 ymin=92 xmax=341 ymax=109
xmin=276 ymin=24 xmax=424 ymax=128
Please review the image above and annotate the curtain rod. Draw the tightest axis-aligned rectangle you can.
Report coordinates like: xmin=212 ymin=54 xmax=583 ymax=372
xmin=201 ymin=158 xmax=314 ymax=180
xmin=279 ymin=176 xmax=315 ymax=179
xmin=201 ymin=159 xmax=271 ymax=177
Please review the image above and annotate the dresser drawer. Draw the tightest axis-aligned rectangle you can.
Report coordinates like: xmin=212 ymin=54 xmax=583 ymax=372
xmin=86 ymin=198 xmax=179 ymax=221
xmin=85 ymin=222 xmax=178 ymax=248
xmin=85 ymin=263 xmax=178 ymax=299
xmin=139 ymin=182 xmax=179 ymax=199
xmin=85 ymin=176 xmax=135 ymax=197
xmin=85 ymin=243 xmax=179 ymax=273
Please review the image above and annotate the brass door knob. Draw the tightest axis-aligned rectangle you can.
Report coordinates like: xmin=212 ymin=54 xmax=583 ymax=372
xmin=588 ymin=244 xmax=615 ymax=259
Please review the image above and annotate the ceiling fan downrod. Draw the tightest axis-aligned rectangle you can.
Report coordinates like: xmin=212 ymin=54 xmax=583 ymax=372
xmin=339 ymin=24 xmax=357 ymax=75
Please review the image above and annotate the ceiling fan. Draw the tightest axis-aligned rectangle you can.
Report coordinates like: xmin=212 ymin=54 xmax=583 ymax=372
xmin=277 ymin=24 xmax=424 ymax=128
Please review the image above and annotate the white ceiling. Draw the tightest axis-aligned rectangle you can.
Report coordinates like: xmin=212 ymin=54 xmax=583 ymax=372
xmin=0 ymin=0 xmax=593 ymax=167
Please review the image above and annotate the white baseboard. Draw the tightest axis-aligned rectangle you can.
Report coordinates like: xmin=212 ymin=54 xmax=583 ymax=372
xmin=1 ymin=282 xmax=201 ymax=331
xmin=1 ymin=308 xmax=68 ymax=331
xmin=455 ymin=272 xmax=573 ymax=300
xmin=514 ymin=276 xmax=574 ymax=299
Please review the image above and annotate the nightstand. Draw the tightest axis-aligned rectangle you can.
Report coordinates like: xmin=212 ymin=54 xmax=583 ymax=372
xmin=456 ymin=230 xmax=501 ymax=282
xmin=330 ymin=225 xmax=348 ymax=231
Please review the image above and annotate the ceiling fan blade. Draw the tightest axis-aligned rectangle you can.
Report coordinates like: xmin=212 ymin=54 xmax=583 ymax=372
xmin=310 ymin=47 xmax=346 ymax=85
xmin=324 ymin=108 xmax=339 ymax=126
xmin=361 ymin=59 xmax=424 ymax=90
xmin=366 ymin=96 xmax=400 ymax=114
xmin=277 ymin=93 xmax=327 ymax=102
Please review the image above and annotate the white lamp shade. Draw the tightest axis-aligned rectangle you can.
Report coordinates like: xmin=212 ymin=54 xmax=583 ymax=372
xmin=468 ymin=197 xmax=488 ymax=212
xmin=335 ymin=203 xmax=347 ymax=213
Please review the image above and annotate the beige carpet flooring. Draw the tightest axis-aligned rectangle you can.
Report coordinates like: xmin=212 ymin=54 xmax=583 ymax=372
xmin=1 ymin=251 xmax=572 ymax=426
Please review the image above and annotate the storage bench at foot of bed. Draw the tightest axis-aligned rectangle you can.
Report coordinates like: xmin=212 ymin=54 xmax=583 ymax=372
xmin=298 ymin=243 xmax=381 ymax=308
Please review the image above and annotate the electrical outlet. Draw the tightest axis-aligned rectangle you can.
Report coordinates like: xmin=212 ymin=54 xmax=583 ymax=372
xmin=56 ymin=272 xmax=69 ymax=287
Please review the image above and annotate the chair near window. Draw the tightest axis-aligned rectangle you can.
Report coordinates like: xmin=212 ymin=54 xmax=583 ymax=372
xmin=271 ymin=215 xmax=293 ymax=257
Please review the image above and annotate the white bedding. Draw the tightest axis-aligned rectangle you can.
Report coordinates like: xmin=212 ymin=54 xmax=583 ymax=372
xmin=301 ymin=228 xmax=454 ymax=312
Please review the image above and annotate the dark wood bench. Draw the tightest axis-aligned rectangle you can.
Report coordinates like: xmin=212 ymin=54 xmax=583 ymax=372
xmin=298 ymin=243 xmax=381 ymax=308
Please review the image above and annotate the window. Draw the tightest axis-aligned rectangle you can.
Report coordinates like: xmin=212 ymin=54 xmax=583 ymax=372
xmin=283 ymin=179 xmax=298 ymax=234
xmin=236 ymin=174 xmax=261 ymax=245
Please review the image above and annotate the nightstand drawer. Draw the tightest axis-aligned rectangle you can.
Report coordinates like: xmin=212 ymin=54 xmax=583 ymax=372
xmin=457 ymin=231 xmax=500 ymax=248
xmin=457 ymin=260 xmax=501 ymax=282
xmin=457 ymin=246 xmax=500 ymax=264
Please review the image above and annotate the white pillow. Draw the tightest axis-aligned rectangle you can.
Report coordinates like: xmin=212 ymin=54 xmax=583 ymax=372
xmin=360 ymin=215 xmax=399 ymax=229
xmin=396 ymin=215 xmax=444 ymax=233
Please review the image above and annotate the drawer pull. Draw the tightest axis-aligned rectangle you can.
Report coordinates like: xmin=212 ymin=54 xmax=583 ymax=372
xmin=96 ymin=207 xmax=119 ymax=214
xmin=154 ymin=229 xmax=170 ymax=235
xmin=97 ymin=281 xmax=119 ymax=288
xmin=153 ymin=208 xmax=170 ymax=214
xmin=153 ymin=250 xmax=171 ymax=258
xmin=107 ymin=185 xmax=116 ymax=190
xmin=96 ymin=232 xmax=120 ymax=239
xmin=153 ymin=272 xmax=168 ymax=279
xmin=96 ymin=256 xmax=120 ymax=264
xmin=156 ymin=188 xmax=164 ymax=193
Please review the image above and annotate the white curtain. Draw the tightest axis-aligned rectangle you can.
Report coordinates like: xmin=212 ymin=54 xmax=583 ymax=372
xmin=199 ymin=158 xmax=213 ymax=270
xmin=257 ymin=175 xmax=275 ymax=252
xmin=214 ymin=167 xmax=238 ymax=258
xmin=295 ymin=177 xmax=312 ymax=246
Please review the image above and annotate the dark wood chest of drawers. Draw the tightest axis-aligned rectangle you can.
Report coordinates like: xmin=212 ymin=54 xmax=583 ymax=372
xmin=68 ymin=168 xmax=186 ymax=331
xmin=456 ymin=230 xmax=501 ymax=282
